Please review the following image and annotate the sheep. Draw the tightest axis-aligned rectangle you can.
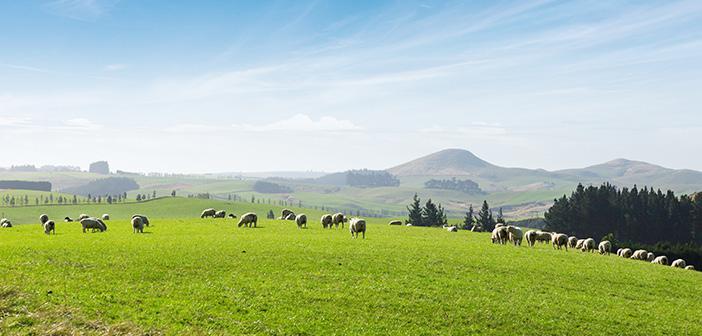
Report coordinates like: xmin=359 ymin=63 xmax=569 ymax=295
xmin=598 ymin=241 xmax=611 ymax=255
xmin=470 ymin=225 xmax=482 ymax=232
xmin=281 ymin=209 xmax=295 ymax=220
xmin=132 ymin=216 xmax=144 ymax=233
xmin=444 ymin=225 xmax=458 ymax=232
xmin=406 ymin=223 xmax=413 ymax=226
xmin=619 ymin=248 xmax=633 ymax=258
xmin=491 ymin=226 xmax=509 ymax=244
xmin=102 ymin=214 xmax=110 ymax=220
xmin=495 ymin=223 xmax=505 ymax=228
xmin=349 ymin=218 xmax=366 ymax=239
xmin=80 ymin=218 xmax=106 ymax=233
xmin=1 ymin=218 xmax=11 ymax=228
xmin=646 ymin=252 xmax=656 ymax=262
xmin=321 ymin=214 xmax=333 ymax=228
xmin=630 ymin=249 xmax=648 ymax=261
xmin=506 ymin=226 xmax=523 ymax=246
xmin=568 ymin=236 xmax=578 ymax=249
xmin=284 ymin=213 xmax=296 ymax=221
xmin=581 ymin=238 xmax=596 ymax=252
xmin=132 ymin=214 xmax=149 ymax=227
xmin=575 ymin=239 xmax=585 ymax=250
xmin=332 ymin=213 xmax=346 ymax=229
xmin=651 ymin=256 xmax=668 ymax=265
xmin=551 ymin=233 xmax=569 ymax=251
xmin=77 ymin=214 xmax=90 ymax=221
xmin=237 ymin=212 xmax=257 ymax=228
xmin=64 ymin=216 xmax=73 ymax=222
xmin=201 ymin=208 xmax=217 ymax=218
xmin=296 ymin=214 xmax=308 ymax=229
xmin=388 ymin=220 xmax=403 ymax=226
xmin=228 ymin=214 xmax=237 ymax=219
xmin=671 ymin=259 xmax=686 ymax=268
xmin=524 ymin=230 xmax=538 ymax=247
xmin=43 ymin=220 xmax=55 ymax=235
xmin=39 ymin=214 xmax=49 ymax=224
xmin=535 ymin=231 xmax=552 ymax=244
xmin=214 ymin=210 xmax=226 ymax=218
xmin=685 ymin=265 xmax=695 ymax=270
xmin=616 ymin=248 xmax=622 ymax=256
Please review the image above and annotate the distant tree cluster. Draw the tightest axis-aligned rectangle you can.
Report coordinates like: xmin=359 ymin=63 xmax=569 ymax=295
xmin=346 ymin=169 xmax=400 ymax=188
xmin=424 ymin=178 xmax=483 ymax=194
xmin=466 ymin=201 xmax=503 ymax=232
xmin=252 ymin=181 xmax=293 ymax=194
xmin=0 ymin=180 xmax=52 ymax=192
xmin=9 ymin=165 xmax=37 ymax=172
xmin=63 ymin=177 xmax=138 ymax=196
xmin=406 ymin=194 xmax=448 ymax=227
xmin=89 ymin=161 xmax=110 ymax=175
xmin=545 ymin=183 xmax=702 ymax=265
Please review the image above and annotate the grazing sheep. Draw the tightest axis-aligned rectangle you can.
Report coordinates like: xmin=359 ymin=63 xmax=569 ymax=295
xmin=281 ymin=209 xmax=295 ymax=220
xmin=332 ymin=213 xmax=346 ymax=229
xmin=630 ymin=249 xmax=649 ymax=261
xmin=284 ymin=213 xmax=296 ymax=221
xmin=568 ymin=236 xmax=578 ymax=249
xmin=64 ymin=217 xmax=73 ymax=222
xmin=492 ymin=226 xmax=509 ymax=244
xmin=132 ymin=216 xmax=144 ymax=233
xmin=646 ymin=252 xmax=656 ymax=262
xmin=524 ymin=230 xmax=538 ymax=247
xmin=43 ymin=220 xmax=55 ymax=235
xmin=575 ymin=239 xmax=585 ymax=250
xmin=295 ymin=214 xmax=308 ymax=229
xmin=470 ymin=225 xmax=482 ymax=232
xmin=616 ymin=248 xmax=622 ymax=256
xmin=535 ymin=231 xmax=552 ymax=244
xmin=581 ymin=238 xmax=596 ymax=252
xmin=551 ymin=233 xmax=569 ymax=251
xmin=321 ymin=214 xmax=333 ymax=228
xmin=80 ymin=218 xmax=106 ymax=233
xmin=214 ymin=210 xmax=226 ymax=218
xmin=349 ymin=218 xmax=366 ymax=239
xmin=651 ymin=256 xmax=668 ymax=265
xmin=685 ymin=265 xmax=695 ymax=270
xmin=444 ymin=225 xmax=458 ymax=232
xmin=39 ymin=214 xmax=49 ymax=225
xmin=671 ymin=259 xmax=686 ymax=268
xmin=495 ymin=223 xmax=505 ymax=229
xmin=620 ymin=248 xmax=633 ymax=258
xmin=102 ymin=214 xmax=110 ymax=220
xmin=228 ymin=214 xmax=237 ymax=219
xmin=598 ymin=241 xmax=611 ymax=255
xmin=506 ymin=226 xmax=523 ymax=246
xmin=406 ymin=223 xmax=413 ymax=226
xmin=78 ymin=214 xmax=90 ymax=221
xmin=388 ymin=220 xmax=402 ymax=226
xmin=201 ymin=208 xmax=217 ymax=218
xmin=1 ymin=218 xmax=11 ymax=228
xmin=237 ymin=212 xmax=257 ymax=228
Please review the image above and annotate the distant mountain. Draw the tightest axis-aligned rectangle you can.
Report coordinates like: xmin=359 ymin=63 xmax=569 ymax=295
xmin=387 ymin=148 xmax=495 ymax=176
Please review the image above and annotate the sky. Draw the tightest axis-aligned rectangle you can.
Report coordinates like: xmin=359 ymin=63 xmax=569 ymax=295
xmin=1 ymin=0 xmax=701 ymax=173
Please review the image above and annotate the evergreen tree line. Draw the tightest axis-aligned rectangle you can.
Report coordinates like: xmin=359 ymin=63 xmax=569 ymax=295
xmin=406 ymin=194 xmax=448 ymax=226
xmin=462 ymin=201 xmax=504 ymax=231
xmin=424 ymin=178 xmax=483 ymax=194
xmin=544 ymin=183 xmax=702 ymax=265
xmin=346 ymin=169 xmax=400 ymax=187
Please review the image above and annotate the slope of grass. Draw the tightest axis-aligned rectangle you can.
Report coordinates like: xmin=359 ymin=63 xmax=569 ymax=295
xmin=0 ymin=201 xmax=700 ymax=335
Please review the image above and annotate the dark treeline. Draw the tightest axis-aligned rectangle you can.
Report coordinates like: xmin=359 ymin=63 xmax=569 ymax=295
xmin=346 ymin=169 xmax=400 ymax=187
xmin=406 ymin=194 xmax=448 ymax=226
xmin=424 ymin=178 xmax=483 ymax=194
xmin=545 ymin=183 xmax=702 ymax=265
xmin=0 ymin=180 xmax=52 ymax=192
xmin=63 ymin=177 xmax=139 ymax=196
xmin=252 ymin=181 xmax=293 ymax=193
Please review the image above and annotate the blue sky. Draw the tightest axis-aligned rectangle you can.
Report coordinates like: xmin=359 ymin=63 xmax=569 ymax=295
xmin=1 ymin=0 xmax=701 ymax=173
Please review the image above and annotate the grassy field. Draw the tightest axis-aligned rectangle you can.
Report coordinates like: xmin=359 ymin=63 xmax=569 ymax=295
xmin=0 ymin=199 xmax=700 ymax=335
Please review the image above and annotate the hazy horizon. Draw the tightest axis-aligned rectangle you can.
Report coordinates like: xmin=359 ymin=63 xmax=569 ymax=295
xmin=2 ymin=1 xmax=701 ymax=173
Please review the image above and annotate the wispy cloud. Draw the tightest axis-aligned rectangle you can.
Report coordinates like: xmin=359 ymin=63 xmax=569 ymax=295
xmin=104 ymin=63 xmax=128 ymax=71
xmin=43 ymin=0 xmax=119 ymax=21
xmin=235 ymin=114 xmax=362 ymax=132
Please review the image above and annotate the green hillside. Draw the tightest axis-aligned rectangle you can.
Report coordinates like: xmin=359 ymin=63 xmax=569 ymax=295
xmin=0 ymin=198 xmax=700 ymax=334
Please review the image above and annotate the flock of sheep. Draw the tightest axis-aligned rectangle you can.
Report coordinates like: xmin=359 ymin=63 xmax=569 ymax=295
xmin=489 ymin=223 xmax=696 ymax=271
xmin=26 ymin=213 xmax=151 ymax=234
xmin=199 ymin=208 xmax=367 ymax=238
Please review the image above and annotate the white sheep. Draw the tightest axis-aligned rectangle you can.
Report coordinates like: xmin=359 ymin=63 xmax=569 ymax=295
xmin=575 ymin=239 xmax=585 ymax=250
xmin=237 ymin=213 xmax=258 ymax=228
xmin=524 ymin=230 xmax=537 ymax=247
xmin=295 ymin=214 xmax=307 ymax=229
xmin=349 ymin=217 xmax=366 ymax=239
xmin=0 ymin=218 xmax=11 ymax=228
xmin=651 ymin=256 xmax=668 ymax=265
xmin=551 ymin=233 xmax=569 ymax=251
xmin=444 ymin=225 xmax=458 ymax=232
xmin=39 ymin=214 xmax=49 ymax=225
xmin=491 ymin=226 xmax=509 ymax=244
xmin=43 ymin=220 xmax=55 ymax=235
xmin=646 ymin=252 xmax=655 ymax=262
xmin=671 ymin=259 xmax=686 ymax=268
xmin=535 ymin=231 xmax=552 ymax=244
xmin=201 ymin=208 xmax=216 ymax=218
xmin=102 ymin=214 xmax=110 ymax=220
xmin=568 ymin=236 xmax=578 ymax=249
xmin=132 ymin=216 xmax=144 ymax=233
xmin=214 ymin=210 xmax=226 ymax=218
xmin=619 ymin=248 xmax=633 ymax=258
xmin=332 ymin=213 xmax=346 ymax=228
xmin=581 ymin=238 xmax=596 ymax=252
xmin=506 ymin=226 xmax=523 ymax=246
xmin=80 ymin=218 xmax=106 ymax=233
xmin=616 ymin=248 xmax=622 ymax=256
xmin=598 ymin=241 xmax=611 ymax=255
xmin=684 ymin=265 xmax=695 ymax=271
xmin=388 ymin=220 xmax=402 ymax=226
xmin=630 ymin=250 xmax=648 ymax=261
xmin=321 ymin=214 xmax=334 ymax=228
xmin=132 ymin=214 xmax=150 ymax=227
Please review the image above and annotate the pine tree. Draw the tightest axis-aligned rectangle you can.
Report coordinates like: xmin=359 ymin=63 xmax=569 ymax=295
xmin=496 ymin=207 xmax=505 ymax=224
xmin=476 ymin=200 xmax=495 ymax=232
xmin=406 ymin=193 xmax=423 ymax=226
xmin=422 ymin=199 xmax=441 ymax=226
xmin=463 ymin=204 xmax=474 ymax=230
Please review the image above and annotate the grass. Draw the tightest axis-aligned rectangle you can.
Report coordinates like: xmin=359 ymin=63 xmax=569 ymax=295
xmin=0 ymin=199 xmax=700 ymax=335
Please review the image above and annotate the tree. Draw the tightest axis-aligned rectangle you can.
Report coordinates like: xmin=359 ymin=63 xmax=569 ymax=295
xmin=107 ymin=195 xmax=113 ymax=204
xmin=171 ymin=190 xmax=176 ymax=197
xmin=136 ymin=194 xmax=142 ymax=202
xmin=476 ymin=200 xmax=495 ymax=232
xmin=422 ymin=199 xmax=440 ymax=226
xmin=406 ymin=193 xmax=423 ymax=226
xmin=463 ymin=204 xmax=475 ymax=230
xmin=153 ymin=190 xmax=157 ymax=199
xmin=496 ymin=207 xmax=505 ymax=224
xmin=267 ymin=210 xmax=275 ymax=219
